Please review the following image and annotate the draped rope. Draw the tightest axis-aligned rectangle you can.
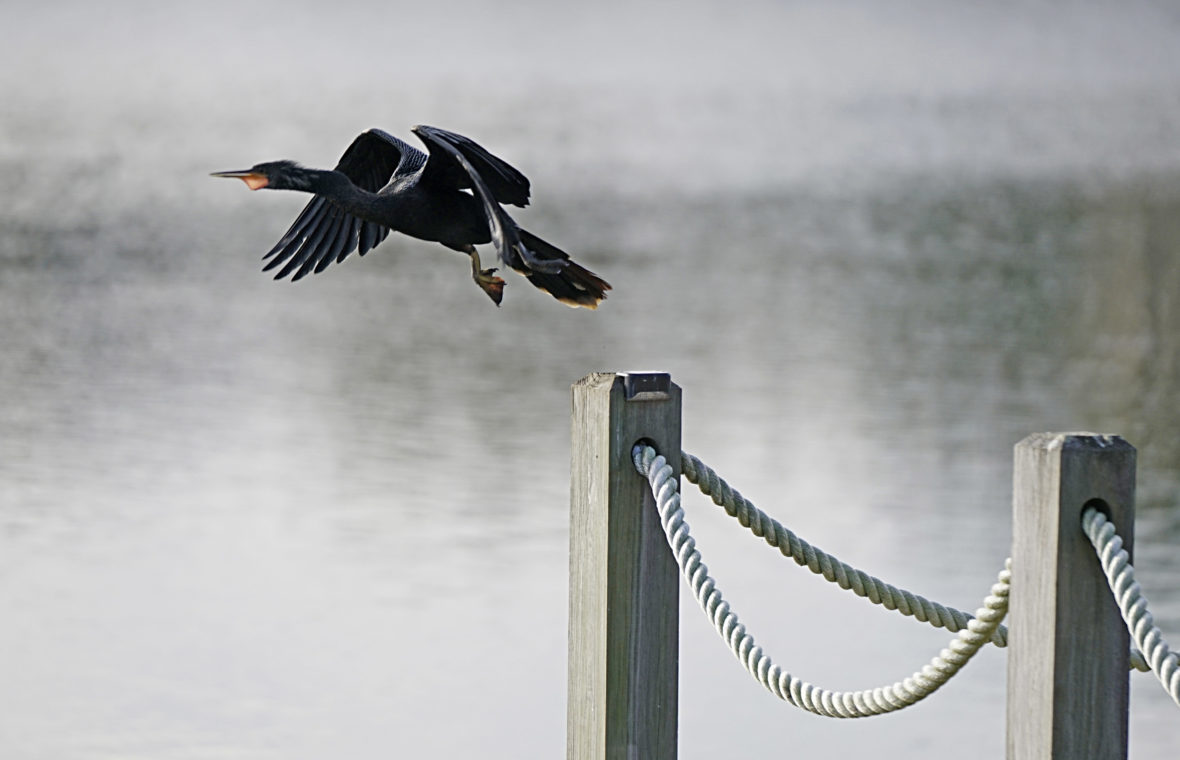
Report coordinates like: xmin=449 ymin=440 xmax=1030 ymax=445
xmin=679 ymin=449 xmax=1151 ymax=673
xmin=634 ymin=444 xmax=1010 ymax=717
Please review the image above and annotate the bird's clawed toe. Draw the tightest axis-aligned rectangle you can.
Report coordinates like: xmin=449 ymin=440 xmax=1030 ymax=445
xmin=475 ymin=269 xmax=505 ymax=306
xmin=468 ymin=249 xmax=505 ymax=306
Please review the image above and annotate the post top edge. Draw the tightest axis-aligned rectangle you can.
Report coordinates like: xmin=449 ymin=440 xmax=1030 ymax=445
xmin=573 ymin=371 xmax=678 ymax=399
xmin=572 ymin=372 xmax=621 ymax=391
xmin=1016 ymin=432 xmax=1135 ymax=452
xmin=623 ymin=372 xmax=673 ymax=401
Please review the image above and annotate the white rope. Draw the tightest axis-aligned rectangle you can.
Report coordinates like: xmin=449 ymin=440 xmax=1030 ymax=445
xmin=634 ymin=444 xmax=1010 ymax=717
xmin=680 ymin=450 xmax=1008 ymax=645
xmin=680 ymin=449 xmax=1152 ymax=673
xmin=1082 ymin=507 xmax=1180 ymax=707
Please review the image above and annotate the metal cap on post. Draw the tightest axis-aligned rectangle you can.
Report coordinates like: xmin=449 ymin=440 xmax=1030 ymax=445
xmin=568 ymin=372 xmax=682 ymax=760
xmin=1007 ymin=433 xmax=1136 ymax=760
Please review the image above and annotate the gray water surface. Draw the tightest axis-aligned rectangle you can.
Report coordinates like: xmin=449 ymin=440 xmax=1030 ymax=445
xmin=3 ymin=1 xmax=1179 ymax=758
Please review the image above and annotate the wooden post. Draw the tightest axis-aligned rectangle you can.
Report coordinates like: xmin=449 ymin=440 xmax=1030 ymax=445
xmin=567 ymin=372 xmax=682 ymax=760
xmin=1007 ymin=433 xmax=1136 ymax=760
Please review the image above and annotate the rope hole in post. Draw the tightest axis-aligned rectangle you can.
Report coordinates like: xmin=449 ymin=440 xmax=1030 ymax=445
xmin=633 ymin=438 xmax=660 ymax=464
xmin=1081 ymin=497 xmax=1114 ymax=525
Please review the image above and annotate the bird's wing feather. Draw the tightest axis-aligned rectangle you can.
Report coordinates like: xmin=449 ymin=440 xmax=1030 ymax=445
xmin=412 ymin=125 xmax=531 ymax=207
xmin=337 ymin=128 xmax=416 ymax=192
xmin=415 ymin=128 xmax=526 ymax=271
xmin=263 ymin=129 xmax=408 ymax=280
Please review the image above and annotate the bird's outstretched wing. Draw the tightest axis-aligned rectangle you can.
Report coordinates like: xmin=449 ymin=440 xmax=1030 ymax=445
xmin=263 ymin=129 xmax=414 ymax=280
xmin=413 ymin=125 xmax=531 ymax=208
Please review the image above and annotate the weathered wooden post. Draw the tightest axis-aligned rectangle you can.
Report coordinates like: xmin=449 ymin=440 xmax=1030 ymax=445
xmin=567 ymin=372 xmax=682 ymax=760
xmin=1008 ymin=433 xmax=1136 ymax=760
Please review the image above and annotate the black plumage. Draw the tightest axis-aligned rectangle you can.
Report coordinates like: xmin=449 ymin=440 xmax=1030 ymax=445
xmin=212 ymin=126 xmax=609 ymax=308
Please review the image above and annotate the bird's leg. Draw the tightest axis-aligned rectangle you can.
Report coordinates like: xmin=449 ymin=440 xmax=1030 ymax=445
xmin=464 ymin=245 xmax=505 ymax=306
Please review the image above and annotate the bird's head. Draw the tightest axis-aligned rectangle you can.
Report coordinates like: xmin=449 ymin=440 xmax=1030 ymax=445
xmin=210 ymin=160 xmax=310 ymax=191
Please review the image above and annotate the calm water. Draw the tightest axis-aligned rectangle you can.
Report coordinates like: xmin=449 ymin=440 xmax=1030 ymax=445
xmin=2 ymin=1 xmax=1179 ymax=758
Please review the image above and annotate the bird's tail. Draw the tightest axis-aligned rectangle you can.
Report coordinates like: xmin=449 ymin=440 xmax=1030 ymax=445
xmin=515 ymin=229 xmax=611 ymax=309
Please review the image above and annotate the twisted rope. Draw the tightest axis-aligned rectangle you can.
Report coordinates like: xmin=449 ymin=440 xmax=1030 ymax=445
xmin=679 ymin=449 xmax=1008 ymax=645
xmin=1082 ymin=507 xmax=1180 ymax=707
xmin=635 ymin=444 xmax=1009 ymax=717
xmin=680 ymin=449 xmax=1151 ymax=673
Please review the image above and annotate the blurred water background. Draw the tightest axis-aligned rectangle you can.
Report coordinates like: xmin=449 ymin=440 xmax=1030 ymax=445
xmin=2 ymin=1 xmax=1179 ymax=757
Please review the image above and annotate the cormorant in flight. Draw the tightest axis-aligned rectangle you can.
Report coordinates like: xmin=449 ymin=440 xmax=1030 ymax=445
xmin=213 ymin=125 xmax=609 ymax=308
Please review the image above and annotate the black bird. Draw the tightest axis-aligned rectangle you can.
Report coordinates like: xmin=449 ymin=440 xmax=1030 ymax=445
xmin=212 ymin=125 xmax=610 ymax=308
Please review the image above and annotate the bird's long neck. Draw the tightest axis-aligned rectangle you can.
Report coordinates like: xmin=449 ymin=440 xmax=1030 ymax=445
xmin=298 ymin=169 xmax=383 ymax=218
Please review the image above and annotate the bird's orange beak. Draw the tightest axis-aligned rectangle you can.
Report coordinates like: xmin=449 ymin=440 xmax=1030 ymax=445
xmin=210 ymin=170 xmax=269 ymax=190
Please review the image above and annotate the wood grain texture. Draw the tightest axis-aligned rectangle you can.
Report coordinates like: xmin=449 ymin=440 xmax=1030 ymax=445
xmin=568 ymin=373 xmax=682 ymax=760
xmin=1007 ymin=433 xmax=1136 ymax=760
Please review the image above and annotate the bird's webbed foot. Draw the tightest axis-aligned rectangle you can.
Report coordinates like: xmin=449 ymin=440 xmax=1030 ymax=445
xmin=469 ymin=248 xmax=505 ymax=306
